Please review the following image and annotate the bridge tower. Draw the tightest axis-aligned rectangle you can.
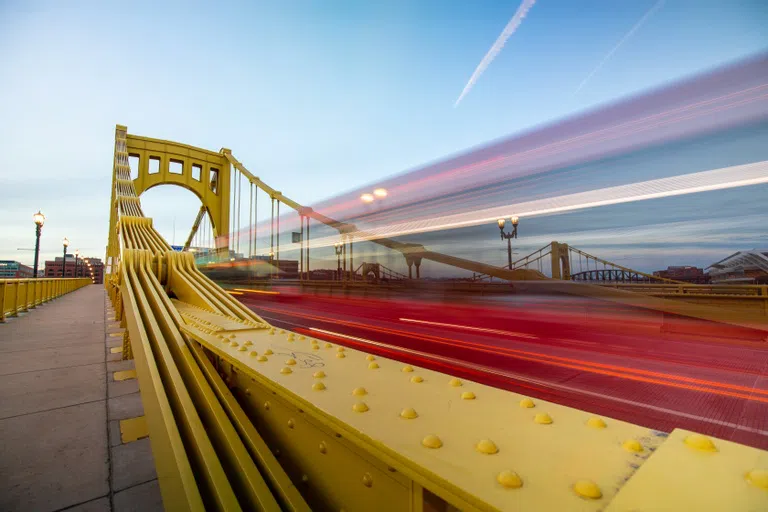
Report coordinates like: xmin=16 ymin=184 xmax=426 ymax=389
xmin=107 ymin=125 xmax=232 ymax=268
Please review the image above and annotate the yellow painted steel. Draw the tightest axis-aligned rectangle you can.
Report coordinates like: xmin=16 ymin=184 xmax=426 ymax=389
xmin=106 ymin=126 xmax=308 ymax=511
xmin=606 ymin=429 xmax=768 ymax=511
xmin=0 ymin=278 xmax=90 ymax=322
xmin=127 ymin=134 xmax=231 ymax=252
xmin=176 ymin=303 xmax=666 ymax=511
xmin=105 ymin=124 xmax=768 ymax=511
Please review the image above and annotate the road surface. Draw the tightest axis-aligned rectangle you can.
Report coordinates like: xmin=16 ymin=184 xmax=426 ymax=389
xmin=235 ymin=288 xmax=768 ymax=449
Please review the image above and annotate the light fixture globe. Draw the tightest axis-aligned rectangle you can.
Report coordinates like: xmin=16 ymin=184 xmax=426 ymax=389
xmin=360 ymin=193 xmax=374 ymax=203
xmin=33 ymin=210 xmax=46 ymax=226
xmin=373 ymin=188 xmax=388 ymax=198
xmin=62 ymin=237 xmax=70 ymax=248
xmin=497 ymin=218 xmax=506 ymax=229
xmin=511 ymin=216 xmax=519 ymax=226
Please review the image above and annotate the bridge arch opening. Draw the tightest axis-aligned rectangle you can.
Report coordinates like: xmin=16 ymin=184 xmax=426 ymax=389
xmin=139 ymin=184 xmax=216 ymax=250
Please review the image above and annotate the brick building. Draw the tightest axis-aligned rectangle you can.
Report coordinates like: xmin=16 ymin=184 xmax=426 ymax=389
xmin=0 ymin=260 xmax=34 ymax=278
xmin=45 ymin=255 xmax=104 ymax=284
xmin=653 ymin=266 xmax=709 ymax=283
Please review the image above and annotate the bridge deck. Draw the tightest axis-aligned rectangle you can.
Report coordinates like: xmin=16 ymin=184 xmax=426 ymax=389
xmin=0 ymin=285 xmax=161 ymax=512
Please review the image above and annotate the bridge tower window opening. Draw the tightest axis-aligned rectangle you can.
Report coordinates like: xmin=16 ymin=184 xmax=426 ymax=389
xmin=128 ymin=154 xmax=140 ymax=180
xmin=191 ymin=163 xmax=201 ymax=181
xmin=169 ymin=159 xmax=183 ymax=175
xmin=148 ymin=156 xmax=160 ymax=174
xmin=209 ymin=167 xmax=219 ymax=195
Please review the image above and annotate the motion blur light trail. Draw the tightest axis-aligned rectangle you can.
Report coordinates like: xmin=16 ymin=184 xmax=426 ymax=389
xmin=297 ymin=159 xmax=768 ymax=249
xmin=238 ymin=291 xmax=768 ymax=449
xmin=224 ymin=55 xmax=768 ymax=259
xmin=253 ymin=304 xmax=768 ymax=400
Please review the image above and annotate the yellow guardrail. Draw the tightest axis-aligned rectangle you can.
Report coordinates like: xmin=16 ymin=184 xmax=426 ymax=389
xmin=105 ymin=125 xmax=768 ymax=511
xmin=0 ymin=277 xmax=91 ymax=322
xmin=599 ymin=282 xmax=768 ymax=296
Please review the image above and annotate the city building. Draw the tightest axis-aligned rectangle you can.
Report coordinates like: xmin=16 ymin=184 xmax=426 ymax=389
xmin=653 ymin=266 xmax=709 ymax=283
xmin=0 ymin=260 xmax=34 ymax=278
xmin=706 ymin=250 xmax=768 ymax=284
xmin=45 ymin=255 xmax=104 ymax=284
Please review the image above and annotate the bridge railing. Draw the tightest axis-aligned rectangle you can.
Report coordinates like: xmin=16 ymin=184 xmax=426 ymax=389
xmin=597 ymin=282 xmax=768 ymax=297
xmin=0 ymin=278 xmax=91 ymax=322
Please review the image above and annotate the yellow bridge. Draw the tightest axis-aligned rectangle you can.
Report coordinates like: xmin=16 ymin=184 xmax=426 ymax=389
xmin=33 ymin=125 xmax=766 ymax=510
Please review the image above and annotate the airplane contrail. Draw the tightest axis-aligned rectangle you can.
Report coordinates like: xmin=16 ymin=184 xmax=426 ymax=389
xmin=454 ymin=0 xmax=537 ymax=107
xmin=575 ymin=0 xmax=665 ymax=94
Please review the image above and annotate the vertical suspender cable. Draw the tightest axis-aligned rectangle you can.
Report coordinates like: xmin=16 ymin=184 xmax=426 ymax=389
xmin=249 ymin=182 xmax=253 ymax=258
xmin=270 ymin=197 xmax=274 ymax=256
xmin=230 ymin=168 xmax=235 ymax=255
xmin=307 ymin=216 xmax=309 ymax=281
xmin=236 ymin=171 xmax=241 ymax=256
xmin=276 ymin=200 xmax=280 ymax=274
xmin=299 ymin=215 xmax=304 ymax=279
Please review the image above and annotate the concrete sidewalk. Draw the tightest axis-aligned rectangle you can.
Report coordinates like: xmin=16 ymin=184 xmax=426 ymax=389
xmin=0 ymin=285 xmax=162 ymax=512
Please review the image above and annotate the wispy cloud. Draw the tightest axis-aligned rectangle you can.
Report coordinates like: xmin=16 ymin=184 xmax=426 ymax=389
xmin=454 ymin=0 xmax=537 ymax=107
xmin=575 ymin=0 xmax=665 ymax=94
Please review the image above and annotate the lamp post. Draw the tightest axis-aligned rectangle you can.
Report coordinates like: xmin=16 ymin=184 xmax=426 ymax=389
xmin=62 ymin=237 xmax=70 ymax=277
xmin=32 ymin=211 xmax=46 ymax=278
xmin=497 ymin=216 xmax=519 ymax=269
xmin=334 ymin=242 xmax=343 ymax=281
xmin=74 ymin=249 xmax=80 ymax=278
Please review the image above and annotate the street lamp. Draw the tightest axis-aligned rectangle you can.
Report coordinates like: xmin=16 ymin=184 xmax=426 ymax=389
xmin=497 ymin=216 xmax=519 ymax=269
xmin=334 ymin=242 xmax=344 ymax=281
xmin=74 ymin=249 xmax=80 ymax=278
xmin=62 ymin=237 xmax=70 ymax=277
xmin=32 ymin=211 xmax=45 ymax=278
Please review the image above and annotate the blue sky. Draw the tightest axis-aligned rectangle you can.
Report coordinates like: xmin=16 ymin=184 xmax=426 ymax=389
xmin=0 ymin=0 xmax=766 ymax=268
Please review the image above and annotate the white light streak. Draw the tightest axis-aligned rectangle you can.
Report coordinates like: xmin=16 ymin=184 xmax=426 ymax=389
xmin=300 ymin=160 xmax=768 ymax=249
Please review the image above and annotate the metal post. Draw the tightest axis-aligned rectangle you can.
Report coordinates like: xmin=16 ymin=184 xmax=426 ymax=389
xmin=507 ymin=237 xmax=512 ymax=269
xmin=33 ymin=224 xmax=42 ymax=278
xmin=62 ymin=245 xmax=67 ymax=277
xmin=75 ymin=254 xmax=79 ymax=278
xmin=342 ymin=236 xmax=347 ymax=280
xmin=349 ymin=235 xmax=353 ymax=281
